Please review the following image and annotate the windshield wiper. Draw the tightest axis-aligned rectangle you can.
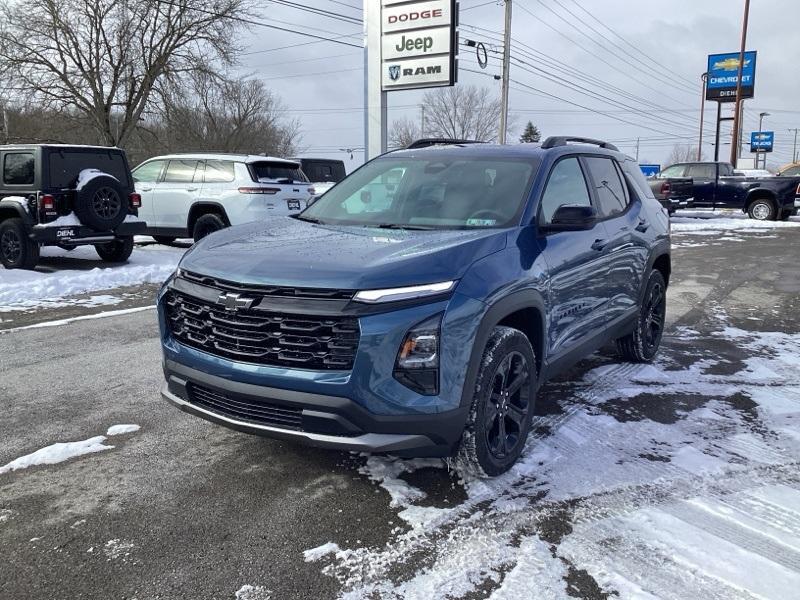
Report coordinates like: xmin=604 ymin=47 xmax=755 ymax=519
xmin=294 ymin=215 xmax=324 ymax=224
xmin=372 ymin=223 xmax=437 ymax=231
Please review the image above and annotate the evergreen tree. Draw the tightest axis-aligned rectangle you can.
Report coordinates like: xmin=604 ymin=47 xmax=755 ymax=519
xmin=519 ymin=121 xmax=541 ymax=143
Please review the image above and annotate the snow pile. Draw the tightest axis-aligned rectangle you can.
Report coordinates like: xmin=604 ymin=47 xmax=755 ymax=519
xmin=0 ymin=244 xmax=184 ymax=311
xmin=303 ymin=542 xmax=340 ymax=562
xmin=671 ymin=209 xmax=800 ymax=234
xmin=0 ymin=436 xmax=112 ymax=475
xmin=234 ymin=584 xmax=272 ymax=600
xmin=312 ymin=323 xmax=800 ymax=599
xmin=0 ymin=424 xmax=141 ymax=475
xmin=106 ymin=424 xmax=140 ymax=436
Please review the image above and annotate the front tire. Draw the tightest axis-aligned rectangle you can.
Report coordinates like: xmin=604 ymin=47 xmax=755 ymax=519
xmin=457 ymin=326 xmax=536 ymax=478
xmin=1 ymin=218 xmax=39 ymax=270
xmin=95 ymin=236 xmax=134 ymax=263
xmin=748 ymin=198 xmax=776 ymax=221
xmin=617 ymin=270 xmax=667 ymax=363
xmin=153 ymin=235 xmax=176 ymax=245
xmin=192 ymin=214 xmax=226 ymax=242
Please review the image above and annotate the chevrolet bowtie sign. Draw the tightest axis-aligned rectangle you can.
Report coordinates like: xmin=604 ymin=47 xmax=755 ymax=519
xmin=381 ymin=0 xmax=457 ymax=91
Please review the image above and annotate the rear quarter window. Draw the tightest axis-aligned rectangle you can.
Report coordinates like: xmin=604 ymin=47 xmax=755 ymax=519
xmin=48 ymin=150 xmax=131 ymax=188
xmin=3 ymin=152 xmax=35 ymax=185
xmin=250 ymin=161 xmax=307 ymax=183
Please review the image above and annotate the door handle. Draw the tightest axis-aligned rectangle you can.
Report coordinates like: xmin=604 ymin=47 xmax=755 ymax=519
xmin=186 ymin=187 xmax=199 ymax=192
xmin=591 ymin=238 xmax=608 ymax=251
xmin=635 ymin=218 xmax=649 ymax=233
xmin=139 ymin=186 xmax=152 ymax=192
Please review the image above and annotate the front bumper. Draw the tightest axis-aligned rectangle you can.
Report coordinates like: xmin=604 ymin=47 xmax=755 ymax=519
xmin=162 ymin=359 xmax=468 ymax=457
xmin=30 ymin=220 xmax=146 ymax=244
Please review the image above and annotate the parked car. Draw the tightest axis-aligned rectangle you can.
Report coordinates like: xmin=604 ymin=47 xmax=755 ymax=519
xmin=290 ymin=157 xmax=347 ymax=195
xmin=0 ymin=144 xmax=145 ymax=270
xmin=657 ymin=161 xmax=800 ymax=220
xmin=648 ymin=165 xmax=694 ymax=215
xmin=132 ymin=154 xmax=314 ymax=243
xmin=157 ymin=136 xmax=670 ymax=476
xmin=777 ymin=162 xmax=800 ymax=177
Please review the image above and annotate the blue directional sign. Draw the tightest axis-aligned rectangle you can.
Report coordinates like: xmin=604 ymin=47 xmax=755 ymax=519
xmin=639 ymin=164 xmax=661 ymax=178
xmin=707 ymin=51 xmax=757 ymax=102
xmin=750 ymin=131 xmax=774 ymax=153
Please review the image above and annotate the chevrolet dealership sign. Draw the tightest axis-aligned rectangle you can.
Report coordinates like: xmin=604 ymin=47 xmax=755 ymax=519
xmin=381 ymin=0 xmax=457 ymax=91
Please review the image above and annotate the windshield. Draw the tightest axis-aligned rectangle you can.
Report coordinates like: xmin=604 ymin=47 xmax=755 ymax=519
xmin=300 ymin=155 xmax=538 ymax=229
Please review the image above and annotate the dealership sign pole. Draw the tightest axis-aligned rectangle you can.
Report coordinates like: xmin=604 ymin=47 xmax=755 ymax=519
xmin=730 ymin=0 xmax=751 ymax=166
xmin=365 ymin=0 xmax=458 ymax=160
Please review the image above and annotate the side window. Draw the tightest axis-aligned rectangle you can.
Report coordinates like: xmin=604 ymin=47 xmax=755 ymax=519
xmin=686 ymin=164 xmax=716 ymax=180
xmin=204 ymin=161 xmax=235 ymax=183
xmin=539 ymin=157 xmax=592 ymax=223
xmin=132 ymin=160 xmax=165 ymax=183
xmin=659 ymin=165 xmax=685 ymax=178
xmin=584 ymin=157 xmax=629 ymax=219
xmin=164 ymin=160 xmax=199 ymax=183
xmin=3 ymin=153 xmax=35 ymax=185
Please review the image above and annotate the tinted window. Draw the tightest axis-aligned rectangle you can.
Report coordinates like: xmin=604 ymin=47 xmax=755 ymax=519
xmin=584 ymin=157 xmax=629 ymax=218
xmin=3 ymin=153 xmax=34 ymax=185
xmin=48 ymin=150 xmax=129 ymax=188
xmin=686 ymin=164 xmax=716 ymax=179
xmin=659 ymin=165 xmax=685 ymax=178
xmin=204 ymin=161 xmax=235 ymax=183
xmin=132 ymin=160 xmax=165 ymax=183
xmin=539 ymin=157 xmax=591 ymax=223
xmin=302 ymin=160 xmax=346 ymax=183
xmin=303 ymin=156 xmax=538 ymax=229
xmin=251 ymin=161 xmax=307 ymax=182
xmin=164 ymin=160 xmax=199 ymax=183
xmin=781 ymin=165 xmax=800 ymax=177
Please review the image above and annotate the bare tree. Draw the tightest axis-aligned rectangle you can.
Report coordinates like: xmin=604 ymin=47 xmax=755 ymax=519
xmin=0 ymin=0 xmax=250 ymax=147
xmin=421 ymin=85 xmax=504 ymax=142
xmin=156 ymin=71 xmax=301 ymax=157
xmin=389 ymin=116 xmax=421 ymax=149
xmin=667 ymin=143 xmax=702 ymax=165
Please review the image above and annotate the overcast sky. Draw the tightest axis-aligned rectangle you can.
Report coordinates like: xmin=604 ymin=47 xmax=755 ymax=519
xmin=235 ymin=0 xmax=799 ymax=169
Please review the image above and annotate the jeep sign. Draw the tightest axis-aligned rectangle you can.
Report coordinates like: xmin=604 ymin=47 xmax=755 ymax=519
xmin=381 ymin=0 xmax=457 ymax=91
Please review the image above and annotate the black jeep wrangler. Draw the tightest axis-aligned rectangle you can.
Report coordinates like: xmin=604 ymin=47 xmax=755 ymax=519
xmin=0 ymin=144 xmax=146 ymax=270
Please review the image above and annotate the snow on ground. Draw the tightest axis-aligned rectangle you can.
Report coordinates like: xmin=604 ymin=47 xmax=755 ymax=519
xmin=0 ymin=424 xmax=140 ymax=475
xmin=671 ymin=208 xmax=800 ymax=235
xmin=305 ymin=321 xmax=800 ymax=599
xmin=0 ymin=243 xmax=184 ymax=312
xmin=234 ymin=584 xmax=272 ymax=600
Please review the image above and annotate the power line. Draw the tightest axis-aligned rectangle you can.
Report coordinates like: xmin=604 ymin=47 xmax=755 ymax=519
xmin=266 ymin=0 xmax=362 ymax=25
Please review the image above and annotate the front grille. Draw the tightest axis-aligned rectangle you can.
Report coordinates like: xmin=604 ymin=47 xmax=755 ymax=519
xmin=181 ymin=270 xmax=355 ymax=300
xmin=188 ymin=383 xmax=303 ymax=430
xmin=165 ymin=290 xmax=360 ymax=370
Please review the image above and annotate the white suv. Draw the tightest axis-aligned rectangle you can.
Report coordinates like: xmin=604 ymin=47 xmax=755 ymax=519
xmin=131 ymin=153 xmax=314 ymax=243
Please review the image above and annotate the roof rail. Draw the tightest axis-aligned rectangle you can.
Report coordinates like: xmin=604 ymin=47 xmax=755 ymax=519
xmin=406 ymin=138 xmax=485 ymax=149
xmin=541 ymin=136 xmax=619 ymax=152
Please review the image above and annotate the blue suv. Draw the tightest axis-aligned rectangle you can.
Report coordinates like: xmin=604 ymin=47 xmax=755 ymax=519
xmin=158 ymin=137 xmax=670 ymax=476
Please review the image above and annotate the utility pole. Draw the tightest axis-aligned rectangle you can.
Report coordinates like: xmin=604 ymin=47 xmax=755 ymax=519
xmin=635 ymin=137 xmax=640 ymax=161
xmin=0 ymin=104 xmax=7 ymax=144
xmin=757 ymin=111 xmax=770 ymax=169
xmin=498 ymin=0 xmax=512 ymax=144
xmin=730 ymin=0 xmax=751 ymax=167
xmin=698 ymin=73 xmax=708 ymax=161
xmin=790 ymin=128 xmax=799 ymax=163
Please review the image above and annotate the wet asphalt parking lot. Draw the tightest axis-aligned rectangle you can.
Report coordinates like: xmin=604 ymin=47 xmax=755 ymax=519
xmin=2 ymin=220 xmax=800 ymax=599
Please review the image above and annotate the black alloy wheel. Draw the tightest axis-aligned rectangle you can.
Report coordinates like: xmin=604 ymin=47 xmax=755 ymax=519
xmin=641 ymin=278 xmax=666 ymax=356
xmin=92 ymin=186 xmax=122 ymax=220
xmin=484 ymin=351 xmax=531 ymax=460
xmin=1 ymin=227 xmax=22 ymax=264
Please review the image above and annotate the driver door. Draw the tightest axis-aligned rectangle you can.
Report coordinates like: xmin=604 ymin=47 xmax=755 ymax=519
xmin=538 ymin=156 xmax=613 ymax=359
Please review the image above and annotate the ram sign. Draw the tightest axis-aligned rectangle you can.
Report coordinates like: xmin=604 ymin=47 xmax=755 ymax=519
xmin=750 ymin=131 xmax=774 ymax=153
xmin=381 ymin=0 xmax=457 ymax=91
xmin=706 ymin=51 xmax=757 ymax=102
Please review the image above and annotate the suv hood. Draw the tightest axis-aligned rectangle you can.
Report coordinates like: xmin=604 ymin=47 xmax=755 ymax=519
xmin=179 ymin=217 xmax=507 ymax=290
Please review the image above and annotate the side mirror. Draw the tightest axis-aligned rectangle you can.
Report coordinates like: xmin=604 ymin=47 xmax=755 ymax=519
xmin=544 ymin=204 xmax=597 ymax=232
xmin=361 ymin=190 xmax=372 ymax=204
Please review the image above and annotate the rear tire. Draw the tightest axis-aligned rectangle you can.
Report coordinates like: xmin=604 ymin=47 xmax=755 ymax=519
xmin=95 ymin=236 xmax=134 ymax=263
xmin=0 ymin=218 xmax=39 ymax=270
xmin=192 ymin=214 xmax=226 ymax=242
xmin=456 ymin=326 xmax=536 ymax=478
xmin=153 ymin=235 xmax=176 ymax=245
xmin=747 ymin=198 xmax=776 ymax=221
xmin=617 ymin=270 xmax=667 ymax=363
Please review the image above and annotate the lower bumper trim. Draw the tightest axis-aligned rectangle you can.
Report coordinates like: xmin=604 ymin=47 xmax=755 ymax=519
xmin=162 ymin=385 xmax=437 ymax=454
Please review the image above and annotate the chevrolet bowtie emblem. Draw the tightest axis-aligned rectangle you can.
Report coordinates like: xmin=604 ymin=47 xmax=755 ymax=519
xmin=217 ymin=292 xmax=255 ymax=312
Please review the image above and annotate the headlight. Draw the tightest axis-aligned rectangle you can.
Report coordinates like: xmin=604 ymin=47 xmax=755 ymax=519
xmin=394 ymin=314 xmax=441 ymax=396
xmin=354 ymin=281 xmax=455 ymax=304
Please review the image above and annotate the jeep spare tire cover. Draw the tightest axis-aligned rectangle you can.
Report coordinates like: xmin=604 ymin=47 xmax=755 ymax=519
xmin=72 ymin=169 xmax=127 ymax=230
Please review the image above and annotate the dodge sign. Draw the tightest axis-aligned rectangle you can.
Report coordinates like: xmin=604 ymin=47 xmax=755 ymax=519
xmin=381 ymin=0 xmax=457 ymax=91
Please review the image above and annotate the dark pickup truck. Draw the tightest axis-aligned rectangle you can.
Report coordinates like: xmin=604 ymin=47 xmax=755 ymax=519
xmin=647 ymin=170 xmax=694 ymax=215
xmin=658 ymin=161 xmax=800 ymax=220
